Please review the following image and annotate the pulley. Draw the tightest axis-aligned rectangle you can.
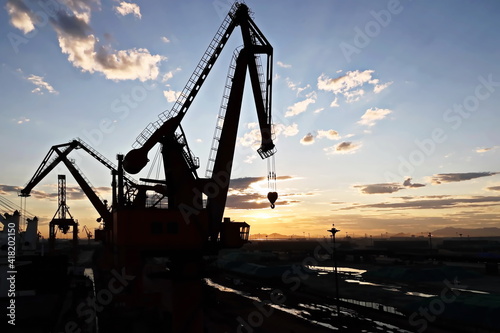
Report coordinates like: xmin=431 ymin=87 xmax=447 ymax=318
xmin=267 ymin=191 xmax=278 ymax=209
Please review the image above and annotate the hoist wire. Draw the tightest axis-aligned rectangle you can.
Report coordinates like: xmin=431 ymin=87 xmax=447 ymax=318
xmin=146 ymin=145 xmax=162 ymax=180
xmin=266 ymin=154 xmax=276 ymax=192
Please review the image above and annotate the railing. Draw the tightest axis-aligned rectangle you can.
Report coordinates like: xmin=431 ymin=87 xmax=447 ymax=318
xmin=205 ymin=47 xmax=242 ymax=178
xmin=131 ymin=3 xmax=240 ymax=150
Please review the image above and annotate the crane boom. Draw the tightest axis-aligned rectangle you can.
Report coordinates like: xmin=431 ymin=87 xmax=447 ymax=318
xmin=19 ymin=139 xmax=138 ymax=226
xmin=123 ymin=3 xmax=275 ymax=176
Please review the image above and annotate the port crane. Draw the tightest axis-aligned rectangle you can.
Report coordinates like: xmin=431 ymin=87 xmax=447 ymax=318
xmin=49 ymin=174 xmax=78 ymax=256
xmin=109 ymin=4 xmax=276 ymax=330
xmin=82 ymin=225 xmax=93 ymax=244
xmin=19 ymin=3 xmax=276 ymax=332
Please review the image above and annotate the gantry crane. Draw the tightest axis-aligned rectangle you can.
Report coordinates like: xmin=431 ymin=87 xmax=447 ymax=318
xmin=48 ymin=175 xmax=78 ymax=256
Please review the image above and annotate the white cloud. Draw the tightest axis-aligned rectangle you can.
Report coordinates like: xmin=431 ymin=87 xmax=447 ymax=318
xmin=286 ymin=78 xmax=297 ymax=90
xmin=5 ymin=0 xmax=36 ymax=34
xmin=114 ymin=2 xmax=142 ymax=19
xmin=274 ymin=123 xmax=299 ymax=137
xmin=317 ymin=129 xmax=340 ymax=140
xmin=296 ymin=85 xmax=311 ymax=96
xmin=244 ymin=154 xmax=257 ymax=164
xmin=314 ymin=107 xmax=325 ymax=114
xmin=324 ymin=141 xmax=362 ymax=155
xmin=476 ymin=146 xmax=498 ymax=153
xmin=162 ymin=67 xmax=181 ymax=82
xmin=374 ymin=81 xmax=393 ymax=93
xmin=6 ymin=0 xmax=164 ymax=82
xmin=298 ymin=129 xmax=340 ymax=145
xmin=285 ymin=78 xmax=310 ymax=96
xmin=60 ymin=34 xmax=164 ymax=81
xmin=300 ymin=133 xmax=315 ymax=145
xmin=161 ymin=36 xmax=171 ymax=43
xmin=330 ymin=97 xmax=339 ymax=107
xmin=343 ymin=89 xmax=365 ymax=103
xmin=27 ymin=75 xmax=58 ymax=95
xmin=15 ymin=116 xmax=30 ymax=124
xmin=285 ymin=97 xmax=315 ymax=117
xmin=318 ymin=70 xmax=374 ymax=94
xmin=239 ymin=123 xmax=298 ymax=148
xmin=318 ymin=70 xmax=391 ymax=104
xmin=277 ymin=61 xmax=291 ymax=68
xmin=357 ymin=107 xmax=392 ymax=127
xmin=163 ymin=89 xmax=181 ymax=102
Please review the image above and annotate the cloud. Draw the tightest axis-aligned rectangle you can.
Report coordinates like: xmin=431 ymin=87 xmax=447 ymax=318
xmin=343 ymin=89 xmax=365 ymax=103
xmin=244 ymin=155 xmax=257 ymax=164
xmin=5 ymin=0 xmax=164 ymax=81
xmin=5 ymin=0 xmax=36 ymax=34
xmin=317 ymin=129 xmax=340 ymax=140
xmin=0 ymin=185 xmax=22 ymax=195
xmin=114 ymin=1 xmax=141 ymax=18
xmin=297 ymin=129 xmax=340 ymax=146
xmin=487 ymin=186 xmax=500 ymax=191
xmin=238 ymin=128 xmax=261 ymax=148
xmin=330 ymin=97 xmax=339 ymax=107
xmin=285 ymin=95 xmax=316 ymax=117
xmin=357 ymin=107 xmax=392 ymax=126
xmin=229 ymin=177 xmax=265 ymax=191
xmin=162 ymin=67 xmax=181 ymax=82
xmin=355 ymin=178 xmax=425 ymax=195
xmin=0 ymin=184 xmax=84 ymax=201
xmin=161 ymin=36 xmax=170 ymax=43
xmin=318 ymin=70 xmax=373 ymax=94
xmin=354 ymin=183 xmax=403 ymax=194
xmin=431 ymin=172 xmax=498 ymax=184
xmin=341 ymin=195 xmax=500 ymax=211
xmin=277 ymin=61 xmax=291 ymax=68
xmin=274 ymin=123 xmax=299 ymax=137
xmin=324 ymin=141 xmax=361 ymax=155
xmin=27 ymin=75 xmax=59 ymax=95
xmin=300 ymin=133 xmax=315 ymax=145
xmin=238 ymin=123 xmax=298 ymax=149
xmin=403 ymin=178 xmax=426 ymax=188
xmin=163 ymin=89 xmax=181 ymax=102
xmin=476 ymin=146 xmax=498 ymax=153
xmin=15 ymin=116 xmax=30 ymax=124
xmin=285 ymin=78 xmax=310 ymax=96
xmin=373 ymin=81 xmax=393 ymax=93
xmin=317 ymin=70 xmax=391 ymax=103
xmin=226 ymin=176 xmax=296 ymax=209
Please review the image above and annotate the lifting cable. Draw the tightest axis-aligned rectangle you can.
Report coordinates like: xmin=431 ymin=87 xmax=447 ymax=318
xmin=267 ymin=154 xmax=277 ymax=209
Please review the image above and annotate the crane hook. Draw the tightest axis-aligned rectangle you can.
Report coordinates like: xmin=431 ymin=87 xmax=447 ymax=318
xmin=267 ymin=191 xmax=278 ymax=209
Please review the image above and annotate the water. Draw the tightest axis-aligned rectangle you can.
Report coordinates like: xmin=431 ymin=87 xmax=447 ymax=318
xmin=205 ymin=278 xmax=412 ymax=332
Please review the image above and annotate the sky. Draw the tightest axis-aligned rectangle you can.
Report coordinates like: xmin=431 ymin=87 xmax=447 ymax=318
xmin=1 ymin=0 xmax=500 ymax=239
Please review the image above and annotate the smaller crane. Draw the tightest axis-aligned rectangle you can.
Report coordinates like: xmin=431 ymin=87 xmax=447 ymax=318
xmin=82 ymin=225 xmax=93 ymax=245
xmin=49 ymin=175 xmax=78 ymax=255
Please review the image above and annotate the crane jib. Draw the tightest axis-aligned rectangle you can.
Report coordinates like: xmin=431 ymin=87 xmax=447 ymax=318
xmin=124 ymin=2 xmax=275 ymax=177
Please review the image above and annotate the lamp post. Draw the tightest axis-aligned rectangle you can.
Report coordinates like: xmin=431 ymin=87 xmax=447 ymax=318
xmin=328 ymin=224 xmax=341 ymax=317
